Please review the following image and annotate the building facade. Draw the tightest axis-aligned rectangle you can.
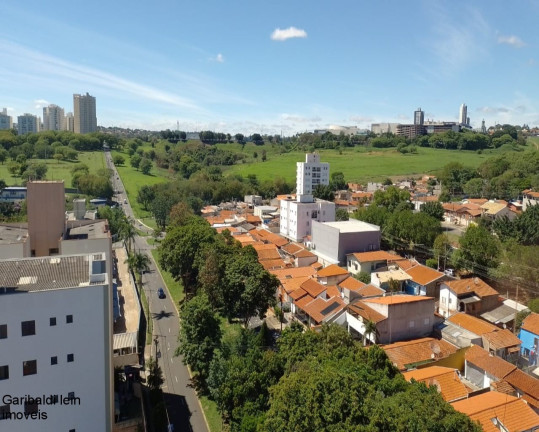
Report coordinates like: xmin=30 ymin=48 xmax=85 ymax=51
xmin=73 ymin=93 xmax=97 ymax=134
xmin=17 ymin=114 xmax=39 ymax=134
xmin=414 ymin=108 xmax=424 ymax=125
xmin=0 ymin=108 xmax=13 ymax=130
xmin=64 ymin=112 xmax=75 ymax=132
xmin=42 ymin=105 xmax=65 ymax=131
xmin=459 ymin=103 xmax=468 ymax=125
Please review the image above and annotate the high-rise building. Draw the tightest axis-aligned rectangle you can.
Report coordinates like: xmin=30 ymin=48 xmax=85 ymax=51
xmin=0 ymin=108 xmax=12 ymax=130
xmin=17 ymin=113 xmax=39 ymax=134
xmin=280 ymin=153 xmax=335 ymax=242
xmin=42 ymin=104 xmax=65 ymax=131
xmin=64 ymin=112 xmax=74 ymax=132
xmin=459 ymin=103 xmax=468 ymax=125
xmin=414 ymin=108 xmax=424 ymax=126
xmin=73 ymin=93 xmax=97 ymax=134
xmin=481 ymin=119 xmax=487 ymax=134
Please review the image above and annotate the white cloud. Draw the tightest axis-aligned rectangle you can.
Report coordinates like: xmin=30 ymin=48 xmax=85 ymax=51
xmin=34 ymin=99 xmax=49 ymax=109
xmin=497 ymin=35 xmax=525 ymax=48
xmin=271 ymin=27 xmax=307 ymax=41
xmin=215 ymin=53 xmax=224 ymax=63
xmin=477 ymin=106 xmax=510 ymax=114
xmin=280 ymin=113 xmax=320 ymax=123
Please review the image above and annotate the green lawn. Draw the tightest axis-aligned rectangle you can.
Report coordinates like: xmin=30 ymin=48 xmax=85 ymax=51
xmin=223 ymin=144 xmax=534 ymax=183
xmin=0 ymin=151 xmax=106 ymax=187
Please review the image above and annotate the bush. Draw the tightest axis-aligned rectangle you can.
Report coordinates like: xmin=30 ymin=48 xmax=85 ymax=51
xmin=426 ymin=258 xmax=438 ymax=269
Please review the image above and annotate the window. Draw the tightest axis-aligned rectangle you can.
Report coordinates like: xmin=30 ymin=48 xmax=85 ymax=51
xmin=354 ymin=263 xmax=358 ymax=271
xmin=24 ymin=401 xmax=38 ymax=415
xmin=0 ymin=404 xmax=10 ymax=420
xmin=424 ymin=318 xmax=430 ymax=326
xmin=409 ymin=321 xmax=415 ymax=328
xmin=23 ymin=360 xmax=37 ymax=376
xmin=0 ymin=324 xmax=6 ymax=339
xmin=0 ymin=365 xmax=8 ymax=380
xmin=49 ymin=317 xmax=56 ymax=326
xmin=49 ymin=248 xmax=59 ymax=255
xmin=21 ymin=320 xmax=35 ymax=336
xmin=448 ymin=297 xmax=452 ymax=305
xmin=67 ymin=354 xmax=74 ymax=363
xmin=69 ymin=429 xmax=76 ymax=432
xmin=50 ymin=356 xmax=57 ymax=365
xmin=66 ymin=315 xmax=73 ymax=324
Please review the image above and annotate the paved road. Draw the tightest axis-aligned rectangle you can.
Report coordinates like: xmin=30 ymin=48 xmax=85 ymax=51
xmin=105 ymin=150 xmax=209 ymax=432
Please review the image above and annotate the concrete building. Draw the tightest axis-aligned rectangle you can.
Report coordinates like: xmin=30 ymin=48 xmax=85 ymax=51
xmin=17 ymin=113 xmax=39 ymax=134
xmin=414 ymin=107 xmax=424 ymax=126
xmin=64 ymin=112 xmax=75 ymax=132
xmin=42 ymin=104 xmax=65 ymax=131
xmin=0 ymin=253 xmax=113 ymax=432
xmin=310 ymin=219 xmax=380 ymax=266
xmin=459 ymin=103 xmax=468 ymax=125
xmin=73 ymin=93 xmax=97 ymax=134
xmin=396 ymin=123 xmax=425 ymax=139
xmin=0 ymin=108 xmax=13 ymax=130
xmin=280 ymin=153 xmax=335 ymax=242
xmin=439 ymin=277 xmax=499 ymax=318
xmin=0 ymin=186 xmax=27 ymax=203
xmin=370 ymin=123 xmax=399 ymax=135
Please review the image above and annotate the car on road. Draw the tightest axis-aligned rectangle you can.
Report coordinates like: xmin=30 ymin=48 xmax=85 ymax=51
xmin=157 ymin=287 xmax=165 ymax=299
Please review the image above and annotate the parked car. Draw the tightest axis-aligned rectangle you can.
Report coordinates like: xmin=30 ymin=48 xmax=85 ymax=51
xmin=157 ymin=288 xmax=165 ymax=299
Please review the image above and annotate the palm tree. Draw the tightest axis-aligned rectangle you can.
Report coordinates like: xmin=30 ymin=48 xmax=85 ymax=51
xmin=363 ymin=319 xmax=378 ymax=346
xmin=125 ymin=252 xmax=150 ymax=284
xmin=119 ymin=217 xmax=137 ymax=253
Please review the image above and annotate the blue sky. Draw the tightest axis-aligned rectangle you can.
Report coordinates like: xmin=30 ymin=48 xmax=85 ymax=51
xmin=1 ymin=0 xmax=538 ymax=134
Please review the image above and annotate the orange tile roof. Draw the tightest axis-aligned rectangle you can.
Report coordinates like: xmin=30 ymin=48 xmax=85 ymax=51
xmin=252 ymin=243 xmax=279 ymax=251
xmin=310 ymin=262 xmax=323 ymax=270
xmin=270 ymin=267 xmax=316 ymax=281
xmin=393 ymin=258 xmax=416 ymax=271
xmin=289 ymin=287 xmax=308 ymax=301
xmin=282 ymin=276 xmax=310 ymax=293
xmin=448 ymin=313 xmax=499 ymax=336
xmin=351 ymin=192 xmax=373 ymax=199
xmin=276 ymin=194 xmax=296 ymax=201
xmin=504 ymin=368 xmax=539 ymax=400
xmin=482 ymin=329 xmax=522 ymax=350
xmin=245 ymin=214 xmax=261 ymax=223
xmin=295 ymin=294 xmax=315 ymax=310
xmin=281 ymin=242 xmax=304 ymax=255
xmin=524 ymin=190 xmax=539 ymax=198
xmin=521 ymin=312 xmax=539 ymax=335
xmin=465 ymin=345 xmax=516 ymax=379
xmin=338 ymin=277 xmax=366 ymax=292
xmin=234 ymin=234 xmax=257 ymax=245
xmin=363 ymin=295 xmax=434 ymax=306
xmin=348 ymin=250 xmax=401 ymax=262
xmin=316 ymin=264 xmax=349 ymax=277
xmin=414 ymin=195 xmax=439 ymax=202
xmin=334 ymin=199 xmax=352 ymax=206
xmin=357 ymin=284 xmax=385 ymax=297
xmin=260 ymin=259 xmax=287 ymax=270
xmin=300 ymin=278 xmax=326 ymax=298
xmin=443 ymin=202 xmax=466 ymax=212
xmin=444 ymin=278 xmax=499 ymax=298
xmin=490 ymin=380 xmax=516 ymax=395
xmin=325 ymin=285 xmax=341 ymax=299
xmin=466 ymin=198 xmax=488 ymax=205
xmin=302 ymin=296 xmax=346 ymax=323
xmin=402 ymin=366 xmax=470 ymax=402
xmin=205 ymin=216 xmax=226 ymax=225
xmin=452 ymin=392 xmax=539 ymax=432
xmin=295 ymin=249 xmax=316 ymax=258
xmin=383 ymin=337 xmax=458 ymax=371
xmin=256 ymin=247 xmax=281 ymax=261
xmin=215 ymin=226 xmax=239 ymax=234
xmin=348 ymin=300 xmax=387 ymax=324
xmin=405 ymin=265 xmax=444 ymax=285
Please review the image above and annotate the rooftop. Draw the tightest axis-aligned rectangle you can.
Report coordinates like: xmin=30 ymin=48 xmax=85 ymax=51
xmin=338 ymin=276 xmax=366 ymax=292
xmin=347 ymin=300 xmax=387 ymax=323
xmin=465 ymin=345 xmax=516 ymax=379
xmin=447 ymin=313 xmax=499 ymax=336
xmin=402 ymin=366 xmax=470 ymax=402
xmin=374 ymin=268 xmax=412 ymax=283
xmin=320 ymin=219 xmax=379 ymax=233
xmin=317 ymin=264 xmax=349 ymax=278
xmin=363 ymin=294 xmax=433 ymax=306
xmin=0 ymin=224 xmax=28 ymax=244
xmin=65 ymin=220 xmax=110 ymax=240
xmin=301 ymin=278 xmax=327 ymax=298
xmin=443 ymin=277 xmax=499 ymax=298
xmin=302 ymin=296 xmax=346 ymax=323
xmin=383 ymin=337 xmax=458 ymax=371
xmin=521 ymin=312 xmax=539 ymax=335
xmin=504 ymin=368 xmax=539 ymax=400
xmin=348 ymin=250 xmax=401 ymax=262
xmin=405 ymin=264 xmax=445 ymax=285
xmin=482 ymin=329 xmax=522 ymax=350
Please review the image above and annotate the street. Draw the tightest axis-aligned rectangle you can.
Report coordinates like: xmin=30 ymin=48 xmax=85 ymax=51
xmin=105 ymin=150 xmax=209 ymax=432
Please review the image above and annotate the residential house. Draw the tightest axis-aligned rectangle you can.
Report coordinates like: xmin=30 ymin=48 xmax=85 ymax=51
xmin=439 ymin=278 xmax=499 ymax=318
xmin=370 ymin=267 xmax=411 ymax=293
xmin=522 ymin=189 xmax=539 ymax=211
xmin=404 ymin=264 xmax=449 ymax=297
xmin=316 ymin=264 xmax=349 ymax=285
xmin=338 ymin=277 xmax=384 ymax=304
xmin=481 ymin=298 xmax=529 ymax=330
xmin=411 ymin=195 xmax=439 ymax=211
xmin=452 ymin=392 xmax=539 ymax=432
xmin=347 ymin=250 xmax=402 ymax=275
xmin=519 ymin=313 xmax=539 ymax=359
xmin=481 ymin=200 xmax=517 ymax=221
xmin=402 ymin=366 xmax=470 ymax=402
xmin=382 ymin=337 xmax=459 ymax=371
xmin=281 ymin=242 xmax=318 ymax=267
xmin=442 ymin=202 xmax=482 ymax=227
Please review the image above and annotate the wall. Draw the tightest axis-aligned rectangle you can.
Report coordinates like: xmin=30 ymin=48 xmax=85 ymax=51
xmin=519 ymin=329 xmax=539 ymax=355
xmin=464 ymin=361 xmax=485 ymax=388
xmin=338 ymin=231 xmax=380 ymax=264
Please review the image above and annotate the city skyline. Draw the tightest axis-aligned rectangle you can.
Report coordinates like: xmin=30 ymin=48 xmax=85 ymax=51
xmin=1 ymin=1 xmax=538 ymax=134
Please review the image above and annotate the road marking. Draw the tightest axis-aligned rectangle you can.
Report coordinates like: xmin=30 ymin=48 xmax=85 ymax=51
xmin=170 ymin=358 xmax=173 ymax=364
xmin=167 ymin=342 xmax=170 ymax=350
xmin=175 ymin=376 xmax=178 ymax=383
xmin=168 ymin=327 xmax=171 ymax=333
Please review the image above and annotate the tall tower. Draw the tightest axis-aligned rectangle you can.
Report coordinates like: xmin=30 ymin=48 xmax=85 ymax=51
xmin=296 ymin=153 xmax=330 ymax=203
xmin=0 ymin=108 xmax=12 ymax=130
xmin=73 ymin=92 xmax=97 ymax=134
xmin=459 ymin=103 xmax=468 ymax=125
xmin=414 ymin=108 xmax=424 ymax=126
xmin=481 ymin=119 xmax=486 ymax=133
xmin=17 ymin=113 xmax=39 ymax=134
xmin=43 ymin=104 xmax=65 ymax=131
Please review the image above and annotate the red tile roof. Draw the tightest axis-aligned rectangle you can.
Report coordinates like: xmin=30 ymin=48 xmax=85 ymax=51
xmin=357 ymin=284 xmax=385 ymax=297
xmin=406 ymin=265 xmax=444 ymax=285
xmin=325 ymin=285 xmax=341 ymax=299
xmin=310 ymin=261 xmax=323 ymax=270
xmin=402 ymin=366 xmax=470 ymax=402
xmin=316 ymin=264 xmax=349 ymax=278
xmin=302 ymin=296 xmax=346 ymax=323
xmin=448 ymin=313 xmax=499 ymax=336
xmin=465 ymin=345 xmax=516 ymax=379
xmin=338 ymin=277 xmax=366 ymax=292
xmin=383 ymin=337 xmax=458 ymax=371
xmin=289 ymin=287 xmax=308 ymax=301
xmin=521 ymin=312 xmax=539 ymax=335
xmin=504 ymin=368 xmax=539 ymax=400
xmin=260 ymin=259 xmax=287 ymax=270
xmin=300 ymin=278 xmax=327 ymax=298
xmin=270 ymin=267 xmax=316 ymax=280
xmin=256 ymin=247 xmax=281 ymax=261
xmin=294 ymin=294 xmax=315 ymax=310
xmin=252 ymin=243 xmax=279 ymax=251
xmin=482 ymin=329 xmax=522 ymax=350
xmin=443 ymin=278 xmax=498 ymax=298
xmin=348 ymin=301 xmax=387 ymax=323
xmin=281 ymin=242 xmax=304 ymax=255
xmin=363 ymin=295 xmax=434 ymax=306
xmin=348 ymin=250 xmax=401 ymax=262
xmin=295 ymin=249 xmax=316 ymax=258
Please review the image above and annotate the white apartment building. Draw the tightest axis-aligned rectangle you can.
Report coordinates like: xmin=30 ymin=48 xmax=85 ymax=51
xmin=64 ymin=112 xmax=74 ymax=132
xmin=0 ymin=253 xmax=113 ymax=432
xmin=17 ymin=114 xmax=39 ymax=134
xmin=42 ymin=104 xmax=65 ymax=131
xmin=280 ymin=153 xmax=335 ymax=242
xmin=73 ymin=93 xmax=97 ymax=134
xmin=0 ymin=108 xmax=12 ymax=130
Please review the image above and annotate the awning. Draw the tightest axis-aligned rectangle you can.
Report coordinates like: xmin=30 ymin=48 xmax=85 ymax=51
xmin=113 ymin=332 xmax=138 ymax=350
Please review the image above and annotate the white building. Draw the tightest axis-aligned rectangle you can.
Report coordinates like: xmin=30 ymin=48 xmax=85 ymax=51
xmin=73 ymin=93 xmax=97 ymax=134
xmin=0 ymin=108 xmax=13 ymax=130
xmin=42 ymin=104 xmax=65 ymax=131
xmin=459 ymin=103 xmax=468 ymax=125
xmin=17 ymin=114 xmax=39 ymax=134
xmin=0 ymin=253 xmax=113 ymax=432
xmin=64 ymin=112 xmax=75 ymax=132
xmin=280 ymin=153 xmax=335 ymax=242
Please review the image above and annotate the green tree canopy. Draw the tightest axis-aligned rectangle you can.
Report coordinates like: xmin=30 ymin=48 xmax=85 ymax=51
xmin=452 ymin=225 xmax=501 ymax=273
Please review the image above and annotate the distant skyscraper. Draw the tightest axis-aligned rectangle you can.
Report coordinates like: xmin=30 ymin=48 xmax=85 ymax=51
xmin=459 ymin=103 xmax=468 ymax=125
xmin=481 ymin=119 xmax=486 ymax=133
xmin=43 ymin=104 xmax=65 ymax=131
xmin=73 ymin=92 xmax=97 ymax=134
xmin=414 ymin=108 xmax=424 ymax=126
xmin=65 ymin=112 xmax=75 ymax=132
xmin=0 ymin=108 xmax=12 ymax=130
xmin=17 ymin=113 xmax=39 ymax=134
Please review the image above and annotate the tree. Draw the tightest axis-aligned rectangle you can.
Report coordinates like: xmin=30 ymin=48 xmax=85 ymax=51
xmin=119 ymin=218 xmax=137 ymax=253
xmin=140 ymin=157 xmax=152 ymax=175
xmin=130 ymin=154 xmax=142 ymax=169
xmin=335 ymin=208 xmax=349 ymax=221
xmin=251 ymin=133 xmax=263 ymax=145
xmin=176 ymin=294 xmax=221 ymax=378
xmin=330 ymin=171 xmax=347 ymax=190
xmin=373 ymin=186 xmax=410 ymax=212
xmin=146 ymin=356 xmax=164 ymax=393
xmin=353 ymin=271 xmax=371 ymax=284
xmin=125 ymin=252 xmax=150 ymax=283
xmin=113 ymin=155 xmax=125 ymax=165
xmin=0 ymin=148 xmax=9 ymax=164
xmin=235 ymin=133 xmax=244 ymax=144
xmin=53 ymin=153 xmax=63 ymax=163
xmin=363 ymin=319 xmax=377 ymax=345
xmin=136 ymin=185 xmax=155 ymax=211
xmin=313 ymin=184 xmax=335 ymax=201
xmin=452 ymin=225 xmax=501 ymax=273
xmin=433 ymin=234 xmax=452 ymax=270
xmin=168 ymin=201 xmax=195 ymax=228
xmin=420 ymin=201 xmax=444 ymax=220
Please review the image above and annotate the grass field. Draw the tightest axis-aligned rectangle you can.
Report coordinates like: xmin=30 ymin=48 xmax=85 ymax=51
xmin=151 ymin=249 xmax=184 ymax=304
xmin=223 ymin=143 xmax=535 ymax=183
xmin=0 ymin=151 xmax=106 ymax=187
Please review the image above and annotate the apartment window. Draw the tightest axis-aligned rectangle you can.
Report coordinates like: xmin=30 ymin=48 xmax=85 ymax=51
xmin=49 ymin=317 xmax=56 ymax=326
xmin=424 ymin=318 xmax=430 ymax=326
xmin=66 ymin=315 xmax=73 ymax=324
xmin=50 ymin=356 xmax=57 ymax=366
xmin=409 ymin=321 xmax=415 ymax=328
xmin=49 ymin=248 xmax=59 ymax=255
xmin=67 ymin=354 xmax=74 ymax=363
xmin=0 ymin=404 xmax=10 ymax=420
xmin=0 ymin=324 xmax=6 ymax=339
xmin=21 ymin=320 xmax=35 ymax=336
xmin=23 ymin=360 xmax=37 ymax=376
xmin=354 ymin=263 xmax=358 ymax=271
xmin=347 ymin=259 xmax=351 ymax=267
xmin=69 ymin=429 xmax=76 ymax=432
xmin=24 ymin=401 xmax=38 ymax=415
xmin=448 ymin=297 xmax=452 ymax=305
xmin=0 ymin=365 xmax=8 ymax=380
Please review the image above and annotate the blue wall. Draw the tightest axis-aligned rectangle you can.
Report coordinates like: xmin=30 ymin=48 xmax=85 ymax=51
xmin=518 ymin=328 xmax=538 ymax=355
